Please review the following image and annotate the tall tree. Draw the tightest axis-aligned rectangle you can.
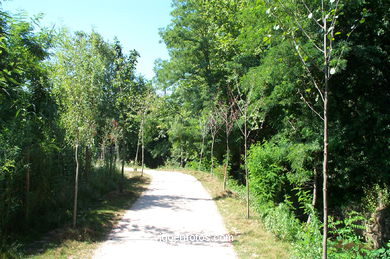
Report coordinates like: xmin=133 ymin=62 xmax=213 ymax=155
xmin=51 ymin=31 xmax=107 ymax=227
xmin=266 ymin=1 xmax=365 ymax=256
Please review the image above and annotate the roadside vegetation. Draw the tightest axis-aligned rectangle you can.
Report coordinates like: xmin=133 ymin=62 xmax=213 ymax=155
xmin=1 ymin=0 xmax=389 ymax=258
xmin=6 ymin=169 xmax=148 ymax=259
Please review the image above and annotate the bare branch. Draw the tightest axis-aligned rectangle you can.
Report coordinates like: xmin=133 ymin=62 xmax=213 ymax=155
xmin=330 ymin=0 xmax=341 ymax=30
xmin=288 ymin=119 xmax=297 ymax=131
xmin=294 ymin=19 xmax=325 ymax=53
xmin=278 ymin=0 xmax=324 ymax=53
xmin=298 ymin=89 xmax=324 ymax=121
xmin=301 ymin=0 xmax=324 ymax=29
xmin=291 ymin=38 xmax=325 ymax=102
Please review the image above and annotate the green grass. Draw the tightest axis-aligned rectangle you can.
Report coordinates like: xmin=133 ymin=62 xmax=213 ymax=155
xmin=162 ymin=168 xmax=291 ymax=259
xmin=23 ymin=169 xmax=150 ymax=259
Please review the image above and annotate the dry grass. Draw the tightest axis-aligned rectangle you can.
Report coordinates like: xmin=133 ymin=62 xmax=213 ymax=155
xmin=168 ymin=168 xmax=291 ymax=259
xmin=26 ymin=169 xmax=150 ymax=259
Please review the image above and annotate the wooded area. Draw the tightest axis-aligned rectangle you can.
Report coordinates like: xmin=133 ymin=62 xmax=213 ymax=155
xmin=1 ymin=0 xmax=389 ymax=258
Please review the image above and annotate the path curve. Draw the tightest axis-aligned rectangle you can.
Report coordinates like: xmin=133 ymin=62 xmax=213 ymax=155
xmin=93 ymin=169 xmax=236 ymax=259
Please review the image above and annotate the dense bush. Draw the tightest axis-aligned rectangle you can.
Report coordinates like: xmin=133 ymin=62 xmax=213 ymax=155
xmin=247 ymin=141 xmax=288 ymax=205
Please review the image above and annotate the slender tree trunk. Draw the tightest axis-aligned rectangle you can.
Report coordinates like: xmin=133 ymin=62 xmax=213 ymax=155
xmin=115 ymin=140 xmax=120 ymax=164
xmin=109 ymin=146 xmax=113 ymax=176
xmin=114 ymin=141 xmax=118 ymax=172
xmin=244 ymin=117 xmax=249 ymax=219
xmin=322 ymin=6 xmax=330 ymax=256
xmin=25 ymin=146 xmax=31 ymax=221
xmin=180 ymin=143 xmax=183 ymax=167
xmin=211 ymin=135 xmax=215 ymax=174
xmin=73 ymin=144 xmax=79 ymax=228
xmin=199 ymin=133 xmax=205 ymax=171
xmin=85 ymin=146 xmax=91 ymax=182
xmin=223 ymin=135 xmax=229 ymax=191
xmin=120 ymin=157 xmax=125 ymax=193
xmin=322 ymin=79 xmax=329 ymax=259
xmin=101 ymin=143 xmax=105 ymax=161
xmin=141 ymin=115 xmax=145 ymax=176
xmin=134 ymin=127 xmax=141 ymax=170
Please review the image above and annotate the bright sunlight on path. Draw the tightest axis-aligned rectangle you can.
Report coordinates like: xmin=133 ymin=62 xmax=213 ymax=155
xmin=94 ymin=169 xmax=236 ymax=259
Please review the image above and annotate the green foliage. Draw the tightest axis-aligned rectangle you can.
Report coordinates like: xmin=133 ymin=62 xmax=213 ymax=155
xmin=362 ymin=184 xmax=390 ymax=214
xmin=0 ymin=6 xmax=148 ymax=255
xmin=247 ymin=141 xmax=287 ymax=205
xmin=327 ymin=211 xmax=374 ymax=258
xmin=291 ymin=214 xmax=322 ymax=259
xmin=262 ymin=203 xmax=301 ymax=241
xmin=363 ymin=243 xmax=390 ymax=259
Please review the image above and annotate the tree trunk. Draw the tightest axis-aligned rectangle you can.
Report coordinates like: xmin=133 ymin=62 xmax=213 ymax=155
xmin=120 ymin=157 xmax=125 ymax=193
xmin=134 ymin=127 xmax=141 ymax=170
xmin=114 ymin=141 xmax=118 ymax=172
xmin=101 ymin=142 xmax=105 ymax=161
xmin=141 ymin=116 xmax=145 ymax=176
xmin=244 ymin=118 xmax=249 ymax=219
xmin=85 ymin=146 xmax=91 ymax=182
xmin=322 ymin=79 xmax=329 ymax=259
xmin=199 ymin=133 xmax=205 ymax=171
xmin=109 ymin=146 xmax=113 ymax=176
xmin=73 ymin=144 xmax=79 ymax=228
xmin=322 ymin=13 xmax=330 ymax=259
xmin=180 ymin=143 xmax=183 ymax=167
xmin=211 ymin=136 xmax=215 ymax=174
xmin=115 ymin=140 xmax=120 ymax=164
xmin=223 ymin=135 xmax=229 ymax=191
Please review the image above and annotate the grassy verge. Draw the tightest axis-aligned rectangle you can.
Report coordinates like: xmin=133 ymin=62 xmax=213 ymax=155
xmin=24 ymin=169 xmax=150 ymax=259
xmin=162 ymin=168 xmax=290 ymax=259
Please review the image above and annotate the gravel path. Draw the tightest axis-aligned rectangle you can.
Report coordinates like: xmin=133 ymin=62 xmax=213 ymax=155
xmin=93 ymin=169 xmax=236 ymax=259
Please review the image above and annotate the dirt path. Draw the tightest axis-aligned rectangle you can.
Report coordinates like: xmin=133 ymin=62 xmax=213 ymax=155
xmin=93 ymin=169 xmax=236 ymax=259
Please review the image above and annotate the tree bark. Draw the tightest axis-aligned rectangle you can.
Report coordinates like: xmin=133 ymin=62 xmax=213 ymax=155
xmin=141 ymin=115 xmax=145 ymax=176
xmin=322 ymin=12 xmax=329 ymax=257
xmin=199 ymin=133 xmax=205 ymax=171
xmin=85 ymin=146 xmax=91 ymax=182
xmin=244 ymin=117 xmax=249 ymax=219
xmin=73 ymin=144 xmax=79 ymax=228
xmin=211 ymin=136 xmax=215 ymax=174
xmin=101 ymin=142 xmax=105 ymax=161
xmin=223 ymin=135 xmax=229 ymax=191
xmin=134 ymin=127 xmax=141 ymax=171
xmin=322 ymin=78 xmax=329 ymax=259
xmin=120 ymin=157 xmax=125 ymax=193
xmin=109 ymin=146 xmax=113 ymax=176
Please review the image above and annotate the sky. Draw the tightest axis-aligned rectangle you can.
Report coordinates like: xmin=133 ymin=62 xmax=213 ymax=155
xmin=1 ymin=0 xmax=173 ymax=80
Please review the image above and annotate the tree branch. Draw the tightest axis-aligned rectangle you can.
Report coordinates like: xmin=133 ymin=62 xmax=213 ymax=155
xmin=301 ymin=0 xmax=324 ymax=29
xmin=298 ymin=89 xmax=324 ymax=121
xmin=291 ymin=37 xmax=325 ymax=102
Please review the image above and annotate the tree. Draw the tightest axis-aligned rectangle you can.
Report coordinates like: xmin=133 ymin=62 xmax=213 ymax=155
xmin=266 ymin=1 xmax=364 ymax=257
xmin=111 ymin=39 xmax=139 ymax=192
xmin=51 ymin=31 xmax=106 ymax=227
xmin=207 ymin=108 xmax=221 ymax=175
xmin=218 ymin=100 xmax=237 ymax=191
xmin=233 ymin=87 xmax=261 ymax=219
xmin=198 ymin=113 xmax=209 ymax=171
xmin=136 ymin=90 xmax=154 ymax=175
